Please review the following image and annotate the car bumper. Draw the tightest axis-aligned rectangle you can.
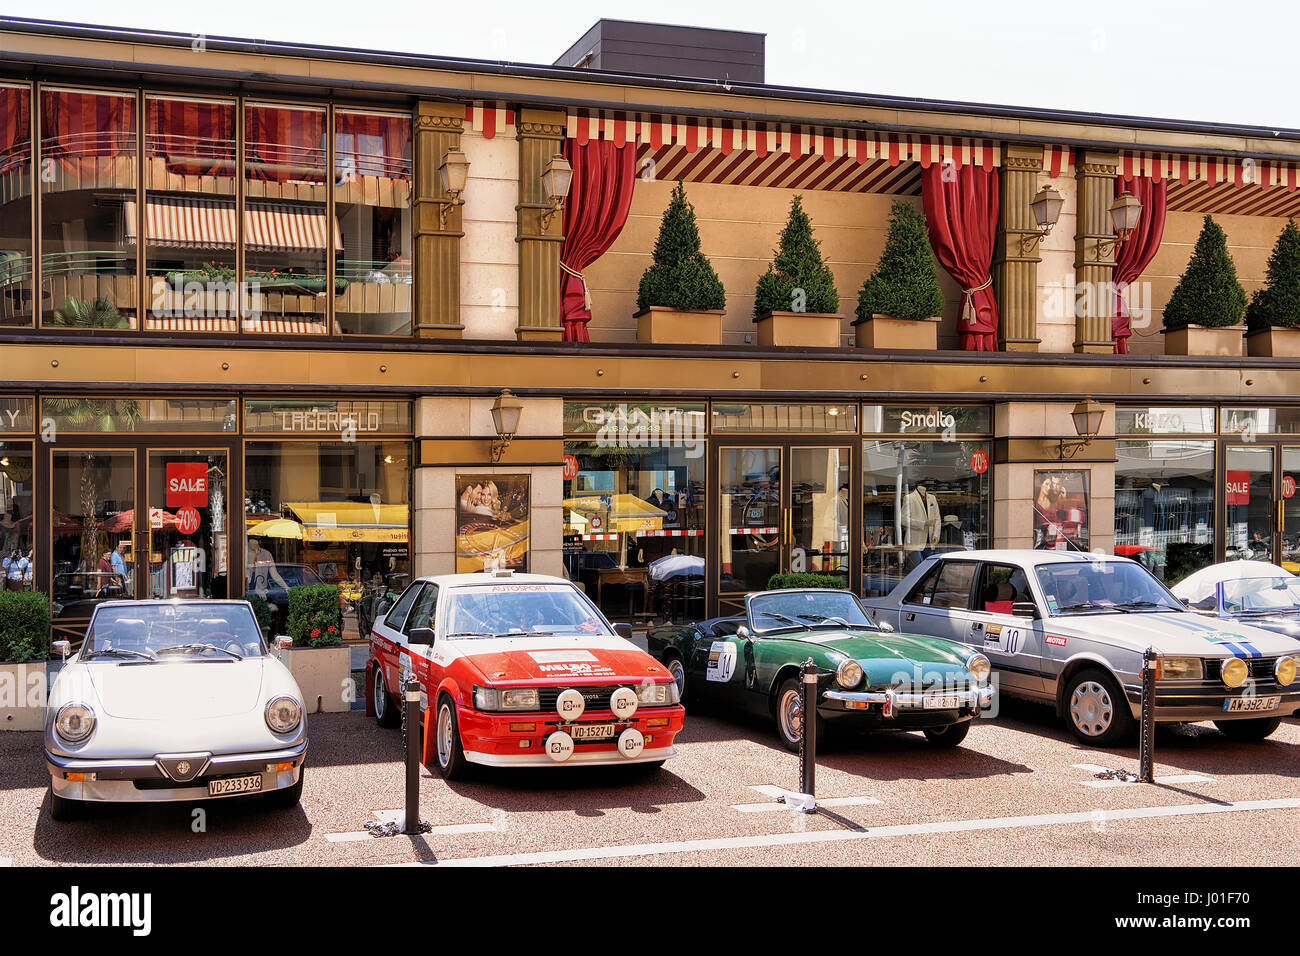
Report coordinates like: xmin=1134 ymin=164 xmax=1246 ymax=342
xmin=46 ymin=742 xmax=307 ymax=803
xmin=1124 ymin=685 xmax=1300 ymax=722
xmin=457 ymin=705 xmax=684 ymax=767
xmin=464 ymin=745 xmax=676 ymax=767
xmin=824 ymin=686 xmax=992 ymax=712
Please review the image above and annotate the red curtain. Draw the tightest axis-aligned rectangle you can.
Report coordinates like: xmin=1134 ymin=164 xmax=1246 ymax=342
xmin=921 ymin=163 xmax=1000 ymax=350
xmin=0 ymin=86 xmax=30 ymax=176
xmin=244 ymin=104 xmax=326 ymax=183
xmin=1112 ymin=175 xmax=1167 ymax=354
xmin=146 ymin=97 xmax=235 ymax=176
xmin=335 ymin=111 xmax=412 ymax=182
xmin=41 ymin=89 xmax=136 ymax=171
xmin=559 ymin=137 xmax=636 ymax=342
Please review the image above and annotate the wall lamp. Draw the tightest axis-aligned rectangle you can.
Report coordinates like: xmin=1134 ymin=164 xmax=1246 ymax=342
xmin=489 ymin=389 xmax=524 ymax=463
xmin=539 ymin=153 xmax=574 ymax=231
xmin=1018 ymin=185 xmax=1064 ymax=255
xmin=1094 ymin=191 xmax=1143 ymax=258
xmin=436 ymin=148 xmax=470 ymax=229
xmin=1058 ymin=395 xmax=1106 ymax=460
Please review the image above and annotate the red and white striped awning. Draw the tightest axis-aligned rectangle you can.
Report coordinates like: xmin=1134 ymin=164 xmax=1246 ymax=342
xmin=638 ymin=142 xmax=922 ymax=195
xmin=240 ymin=317 xmax=329 ymax=335
xmin=125 ymin=198 xmax=342 ymax=252
xmin=464 ymin=101 xmax=514 ymax=139
xmin=143 ymin=316 xmax=238 ymax=333
xmin=1042 ymin=145 xmax=1076 ymax=178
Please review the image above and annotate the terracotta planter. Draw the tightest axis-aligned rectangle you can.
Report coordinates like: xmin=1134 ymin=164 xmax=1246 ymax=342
xmin=753 ymin=311 xmax=843 ymax=348
xmin=635 ymin=306 xmax=724 ymax=345
xmin=1245 ymin=326 xmax=1300 ymax=357
xmin=1162 ymin=324 xmax=1245 ymax=357
xmin=0 ymin=661 xmax=46 ymax=731
xmin=276 ymin=643 xmax=351 ymax=714
xmin=852 ymin=314 xmax=940 ymax=350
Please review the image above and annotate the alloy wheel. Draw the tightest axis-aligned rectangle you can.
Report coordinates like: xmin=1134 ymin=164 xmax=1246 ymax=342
xmin=1070 ymin=680 xmax=1113 ymax=737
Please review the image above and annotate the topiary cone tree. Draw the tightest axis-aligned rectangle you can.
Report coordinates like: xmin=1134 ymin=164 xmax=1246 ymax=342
xmin=1162 ymin=214 xmax=1247 ymax=330
xmin=637 ymin=181 xmax=726 ymax=312
xmin=1245 ymin=219 xmax=1300 ymax=330
xmin=753 ymin=195 xmax=840 ymax=317
xmin=856 ymin=201 xmax=945 ymax=321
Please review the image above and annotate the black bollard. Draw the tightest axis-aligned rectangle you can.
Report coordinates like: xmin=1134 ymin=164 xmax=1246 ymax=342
xmin=404 ymin=679 xmax=421 ymax=834
xmin=1138 ymin=648 xmax=1155 ymax=784
xmin=800 ymin=658 xmax=817 ymax=806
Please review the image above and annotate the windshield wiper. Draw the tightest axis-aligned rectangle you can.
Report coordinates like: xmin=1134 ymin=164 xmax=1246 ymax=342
xmin=155 ymin=643 xmax=243 ymax=659
xmin=754 ymin=611 xmax=810 ymax=631
xmin=1112 ymin=600 xmax=1173 ymax=612
xmin=1057 ymin=601 xmax=1129 ymax=614
xmin=85 ymin=647 xmax=156 ymax=661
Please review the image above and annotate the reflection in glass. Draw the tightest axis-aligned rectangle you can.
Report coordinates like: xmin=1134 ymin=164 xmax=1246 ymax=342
xmin=1114 ymin=440 xmax=1215 ymax=583
xmin=789 ymin=447 xmax=849 ymax=585
xmin=146 ymin=450 xmax=228 ymax=599
xmin=719 ymin=448 xmax=781 ymax=594
xmin=0 ymin=84 xmax=33 ymax=328
xmin=0 ymin=443 xmax=35 ymax=590
xmin=51 ymin=450 xmax=135 ymax=630
xmin=1225 ymin=445 xmax=1273 ymax=563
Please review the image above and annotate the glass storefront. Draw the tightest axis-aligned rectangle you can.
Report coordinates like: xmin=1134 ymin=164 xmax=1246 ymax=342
xmin=0 ymin=83 xmax=32 ymax=328
xmin=0 ymin=441 xmax=34 ymax=590
xmin=1114 ymin=440 xmax=1215 ymax=583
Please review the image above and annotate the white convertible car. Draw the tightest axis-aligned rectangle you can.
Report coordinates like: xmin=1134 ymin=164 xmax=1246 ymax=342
xmin=44 ymin=600 xmax=308 ymax=821
xmin=862 ymin=550 xmax=1300 ymax=746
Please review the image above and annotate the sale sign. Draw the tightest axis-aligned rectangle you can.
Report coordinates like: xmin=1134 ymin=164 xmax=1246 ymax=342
xmin=1284 ymin=476 xmax=1296 ymax=499
xmin=166 ymin=462 xmax=209 ymax=507
xmin=970 ymin=450 xmax=990 ymax=475
xmin=562 ymin=454 xmax=579 ymax=481
xmin=176 ymin=507 xmax=201 ymax=536
xmin=1225 ymin=470 xmax=1252 ymax=506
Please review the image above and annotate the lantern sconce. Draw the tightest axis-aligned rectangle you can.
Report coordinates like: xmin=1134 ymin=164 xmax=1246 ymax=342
xmin=1018 ymin=185 xmax=1064 ymax=255
xmin=539 ymin=153 xmax=574 ymax=231
xmin=489 ymin=389 xmax=524 ymax=463
xmin=436 ymin=148 xmax=470 ymax=229
xmin=1094 ymin=191 xmax=1143 ymax=258
xmin=1058 ymin=395 xmax=1106 ymax=460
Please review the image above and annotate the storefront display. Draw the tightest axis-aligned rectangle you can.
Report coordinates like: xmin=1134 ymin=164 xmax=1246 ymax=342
xmin=0 ymin=441 xmax=34 ymax=590
xmin=455 ymin=474 xmax=529 ymax=571
xmin=1033 ymin=470 xmax=1090 ymax=552
xmin=1115 ymin=439 xmax=1215 ymax=582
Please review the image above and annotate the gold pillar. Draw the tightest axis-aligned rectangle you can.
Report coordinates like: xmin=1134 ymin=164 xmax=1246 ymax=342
xmin=515 ymin=108 xmax=567 ymax=342
xmin=994 ymin=144 xmax=1045 ymax=352
xmin=413 ymin=102 xmax=464 ymax=339
xmin=1073 ymin=150 xmax=1120 ymax=353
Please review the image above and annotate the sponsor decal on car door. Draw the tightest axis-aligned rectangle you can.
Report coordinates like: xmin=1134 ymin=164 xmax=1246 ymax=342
xmin=971 ymin=562 xmax=1046 ymax=693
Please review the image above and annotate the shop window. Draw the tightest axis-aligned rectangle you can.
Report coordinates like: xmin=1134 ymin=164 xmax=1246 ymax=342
xmin=1115 ymin=439 xmax=1214 ymax=584
xmin=50 ymin=449 xmax=136 ymax=627
xmin=41 ymin=397 xmax=236 ymax=434
xmin=0 ymin=84 xmax=32 ymax=328
xmin=243 ymin=440 xmax=410 ymax=637
xmin=712 ymin=403 xmax=858 ymax=433
xmin=39 ymin=88 xmax=138 ymax=329
xmin=863 ymin=439 xmax=990 ymax=597
xmin=333 ymin=110 xmax=412 ymax=335
xmin=0 ymin=442 xmax=34 ymax=591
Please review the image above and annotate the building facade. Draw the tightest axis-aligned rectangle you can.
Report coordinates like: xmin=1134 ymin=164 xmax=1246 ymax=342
xmin=2 ymin=18 xmax=1299 ymax=642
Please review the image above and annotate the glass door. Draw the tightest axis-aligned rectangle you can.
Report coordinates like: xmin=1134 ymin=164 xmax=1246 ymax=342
xmin=1224 ymin=444 xmax=1274 ymax=562
xmin=1281 ymin=447 xmax=1300 ymax=570
xmin=788 ymin=446 xmax=850 ymax=583
xmin=144 ymin=449 xmax=230 ymax=600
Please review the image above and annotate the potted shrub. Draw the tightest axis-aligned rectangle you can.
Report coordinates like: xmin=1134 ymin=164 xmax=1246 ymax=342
xmin=635 ymin=182 xmax=726 ymax=345
xmin=1162 ymin=215 xmax=1247 ymax=356
xmin=0 ymin=590 xmax=50 ymax=732
xmin=277 ymin=584 xmax=350 ymax=714
xmin=752 ymin=195 xmax=842 ymax=348
xmin=1245 ymin=219 xmax=1300 ymax=356
xmin=852 ymin=201 xmax=945 ymax=349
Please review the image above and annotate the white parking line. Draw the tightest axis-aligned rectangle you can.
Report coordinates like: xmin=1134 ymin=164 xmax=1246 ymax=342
xmin=391 ymin=797 xmax=1300 ymax=867
xmin=325 ymin=821 xmax=496 ymax=842
xmin=732 ymin=795 xmax=883 ymax=813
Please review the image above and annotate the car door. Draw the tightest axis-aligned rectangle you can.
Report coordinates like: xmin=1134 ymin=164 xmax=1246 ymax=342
xmin=689 ymin=618 xmax=746 ymax=708
xmin=897 ymin=558 xmax=978 ymax=645
xmin=399 ymin=583 xmax=440 ymax=706
xmin=970 ymin=562 xmax=1047 ymax=696
xmin=372 ymin=581 xmax=423 ymax=696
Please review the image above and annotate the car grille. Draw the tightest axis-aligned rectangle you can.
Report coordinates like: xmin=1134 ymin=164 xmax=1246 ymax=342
xmin=537 ymin=684 xmax=628 ymax=712
xmin=1204 ymin=658 xmax=1281 ymax=682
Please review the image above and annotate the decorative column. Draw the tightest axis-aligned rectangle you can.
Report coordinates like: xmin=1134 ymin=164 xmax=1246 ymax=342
xmin=413 ymin=102 xmax=464 ymax=339
xmin=515 ymin=108 xmax=567 ymax=342
xmin=993 ymin=144 xmax=1045 ymax=351
xmin=1074 ymin=150 xmax=1121 ymax=353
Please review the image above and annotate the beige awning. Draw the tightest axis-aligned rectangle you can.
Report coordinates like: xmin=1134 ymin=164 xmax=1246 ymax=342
xmin=125 ymin=197 xmax=342 ymax=252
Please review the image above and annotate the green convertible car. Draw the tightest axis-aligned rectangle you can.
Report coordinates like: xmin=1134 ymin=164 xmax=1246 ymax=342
xmin=647 ymin=588 xmax=993 ymax=750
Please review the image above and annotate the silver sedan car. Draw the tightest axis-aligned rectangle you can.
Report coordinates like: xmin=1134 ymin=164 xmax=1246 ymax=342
xmin=862 ymin=550 xmax=1300 ymax=746
xmin=45 ymin=600 xmax=307 ymax=821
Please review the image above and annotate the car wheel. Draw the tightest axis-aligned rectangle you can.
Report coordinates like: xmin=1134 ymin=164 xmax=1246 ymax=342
xmin=922 ymin=721 xmax=971 ymax=748
xmin=264 ymin=766 xmax=304 ymax=810
xmin=373 ymin=663 xmax=399 ymax=728
xmin=665 ymin=656 xmax=687 ymax=703
xmin=434 ymin=695 xmax=469 ymax=780
xmin=49 ymin=788 xmax=82 ymax=822
xmin=1213 ymin=717 xmax=1283 ymax=741
xmin=1064 ymin=668 xmax=1135 ymax=747
xmin=774 ymin=677 xmax=824 ymax=754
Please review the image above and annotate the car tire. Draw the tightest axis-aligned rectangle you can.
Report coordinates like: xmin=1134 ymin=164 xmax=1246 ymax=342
xmin=264 ymin=767 xmax=304 ymax=810
xmin=665 ymin=655 xmax=688 ymax=704
xmin=922 ymin=721 xmax=971 ymax=748
xmin=49 ymin=788 xmax=82 ymax=822
xmin=1064 ymin=668 xmax=1136 ymax=747
xmin=434 ymin=695 xmax=470 ymax=780
xmin=373 ymin=662 xmax=399 ymax=728
xmin=774 ymin=677 xmax=825 ymax=754
xmin=1213 ymin=717 xmax=1283 ymax=741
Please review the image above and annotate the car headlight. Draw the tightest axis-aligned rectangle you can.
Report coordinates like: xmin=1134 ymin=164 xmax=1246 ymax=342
xmin=1157 ymin=657 xmax=1204 ymax=681
xmin=835 ymin=659 xmax=863 ymax=689
xmin=1221 ymin=657 xmax=1249 ymax=689
xmin=1275 ymin=655 xmax=1299 ymax=687
xmin=473 ymin=686 xmax=539 ymax=711
xmin=966 ymin=654 xmax=991 ymax=684
xmin=636 ymin=681 xmax=680 ymax=706
xmin=265 ymin=696 xmax=302 ymax=734
xmin=54 ymin=703 xmax=96 ymax=743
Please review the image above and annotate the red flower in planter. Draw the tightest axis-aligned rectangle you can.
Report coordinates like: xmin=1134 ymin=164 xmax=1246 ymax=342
xmin=310 ymin=628 xmax=321 ymax=639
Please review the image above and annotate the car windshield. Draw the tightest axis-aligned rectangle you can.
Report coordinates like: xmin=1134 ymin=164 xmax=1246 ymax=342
xmin=1221 ymin=576 xmax=1300 ymax=614
xmin=1034 ymin=561 xmax=1183 ymax=616
xmin=747 ymin=590 xmax=874 ymax=634
xmin=83 ymin=603 xmax=266 ymax=659
xmin=444 ymin=584 xmax=612 ymax=638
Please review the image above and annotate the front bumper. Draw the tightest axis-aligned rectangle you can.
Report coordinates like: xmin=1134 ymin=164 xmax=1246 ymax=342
xmin=824 ymin=686 xmax=993 ymax=711
xmin=1125 ymin=684 xmax=1300 ymax=722
xmin=46 ymin=741 xmax=307 ymax=803
xmin=820 ymin=686 xmax=992 ymax=728
xmin=456 ymin=705 xmax=685 ymax=767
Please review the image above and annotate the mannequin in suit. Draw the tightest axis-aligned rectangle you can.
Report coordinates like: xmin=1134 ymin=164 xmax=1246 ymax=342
xmin=903 ymin=484 xmax=942 ymax=548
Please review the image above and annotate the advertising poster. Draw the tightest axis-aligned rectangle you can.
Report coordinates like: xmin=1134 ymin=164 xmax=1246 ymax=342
xmin=1033 ymin=470 xmax=1090 ymax=551
xmin=455 ymin=474 xmax=530 ymax=572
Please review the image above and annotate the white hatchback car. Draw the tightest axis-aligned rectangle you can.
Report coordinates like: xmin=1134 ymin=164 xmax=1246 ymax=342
xmin=45 ymin=600 xmax=308 ymax=820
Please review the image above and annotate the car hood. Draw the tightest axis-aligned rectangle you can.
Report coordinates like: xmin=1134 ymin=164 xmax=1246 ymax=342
xmin=1050 ymin=612 xmax=1300 ymax=656
xmin=453 ymin=635 xmax=671 ymax=684
xmin=775 ymin=629 xmax=972 ymax=669
xmin=1214 ymin=612 xmax=1300 ymax=639
xmin=87 ymin=659 xmax=265 ymax=719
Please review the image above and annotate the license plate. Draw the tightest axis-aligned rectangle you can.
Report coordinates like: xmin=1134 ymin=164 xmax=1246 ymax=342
xmin=1222 ymin=696 xmax=1281 ymax=713
xmin=922 ymin=695 xmax=962 ymax=710
xmin=571 ymin=723 xmax=616 ymax=741
xmin=208 ymin=774 xmax=263 ymax=796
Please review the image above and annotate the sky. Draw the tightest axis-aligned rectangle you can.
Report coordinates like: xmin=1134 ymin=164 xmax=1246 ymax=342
xmin=3 ymin=0 xmax=1296 ymax=130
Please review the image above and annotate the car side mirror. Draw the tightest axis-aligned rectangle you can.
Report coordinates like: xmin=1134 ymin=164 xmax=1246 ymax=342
xmin=1011 ymin=602 xmax=1039 ymax=619
xmin=408 ymin=627 xmax=436 ymax=646
xmin=613 ymin=623 xmax=633 ymax=640
xmin=52 ymin=640 xmax=70 ymax=661
xmin=736 ymin=625 xmax=750 ymax=641
xmin=877 ymin=620 xmax=895 ymax=633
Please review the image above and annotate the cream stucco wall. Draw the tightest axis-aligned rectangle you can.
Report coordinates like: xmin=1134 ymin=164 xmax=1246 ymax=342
xmin=459 ymin=126 xmax=520 ymax=339
xmin=1034 ymin=172 xmax=1079 ymax=354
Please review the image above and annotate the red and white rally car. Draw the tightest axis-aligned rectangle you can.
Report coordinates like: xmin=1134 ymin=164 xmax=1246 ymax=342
xmin=366 ymin=570 xmax=685 ymax=778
